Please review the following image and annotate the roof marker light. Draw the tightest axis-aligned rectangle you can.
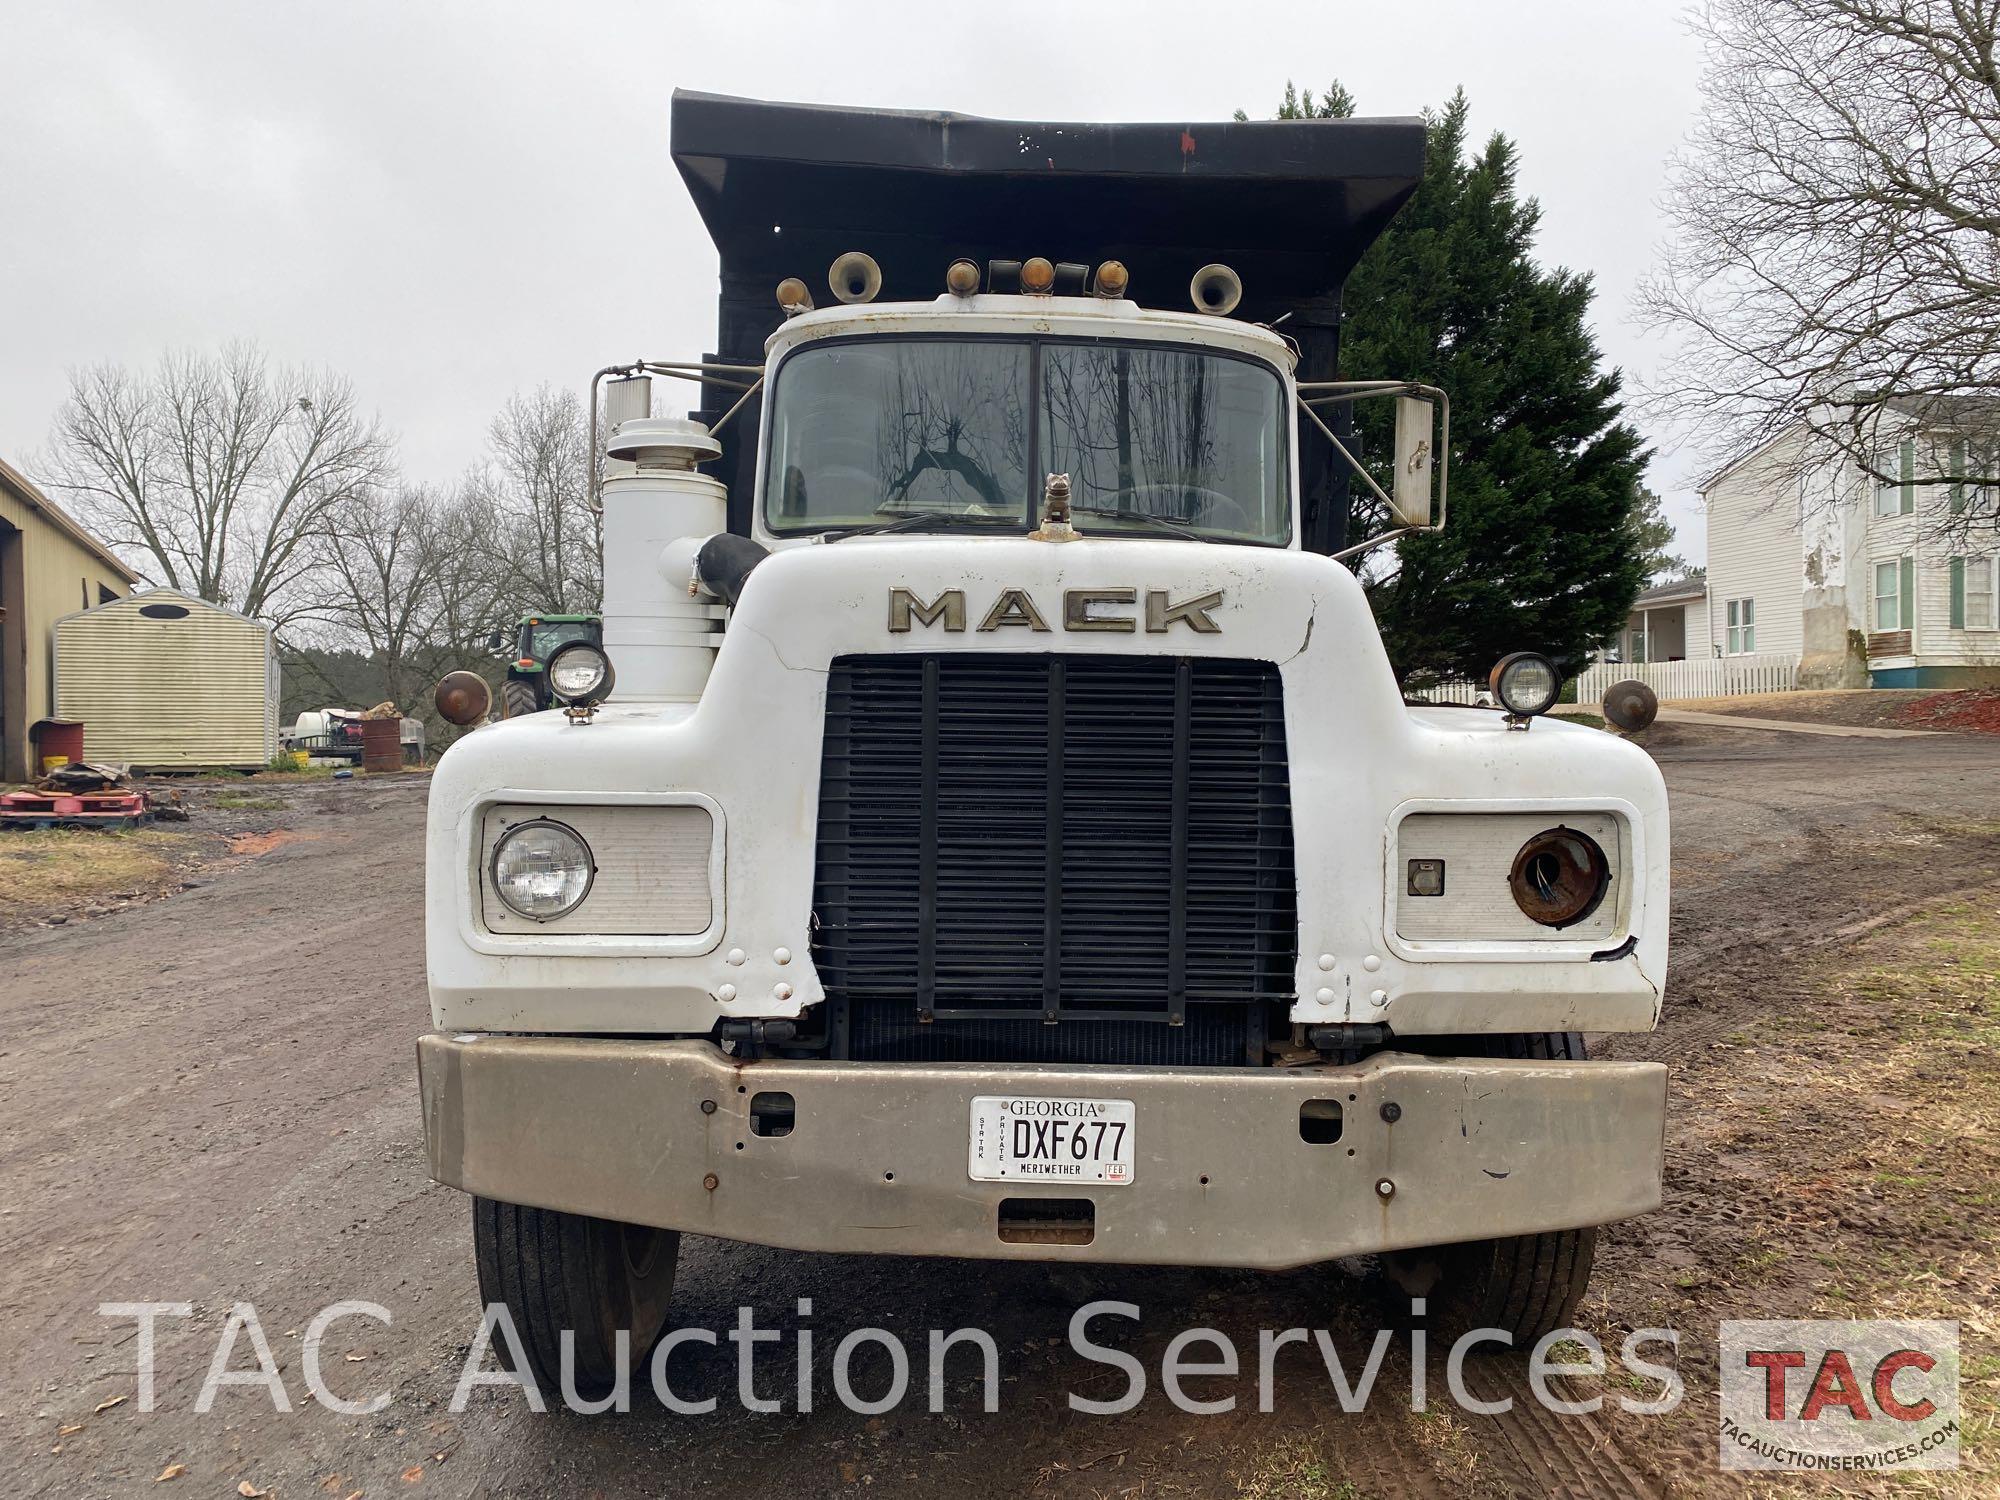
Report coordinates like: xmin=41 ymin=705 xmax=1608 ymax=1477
xmin=945 ymin=259 xmax=981 ymax=296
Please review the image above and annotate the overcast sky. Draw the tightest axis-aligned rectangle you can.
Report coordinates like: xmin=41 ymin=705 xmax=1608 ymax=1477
xmin=0 ymin=0 xmax=1710 ymax=561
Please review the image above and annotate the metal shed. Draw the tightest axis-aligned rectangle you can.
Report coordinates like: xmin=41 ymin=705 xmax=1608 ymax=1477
xmin=53 ymin=588 xmax=279 ymax=771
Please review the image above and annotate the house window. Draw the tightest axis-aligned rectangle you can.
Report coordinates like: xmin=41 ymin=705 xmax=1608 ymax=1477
xmin=1874 ymin=557 xmax=1915 ymax=631
xmin=1875 ymin=438 xmax=1915 ymax=517
xmin=1628 ymin=629 xmax=1648 ymax=664
xmin=1953 ymin=555 xmax=1997 ymax=631
xmin=1725 ymin=598 xmax=1756 ymax=655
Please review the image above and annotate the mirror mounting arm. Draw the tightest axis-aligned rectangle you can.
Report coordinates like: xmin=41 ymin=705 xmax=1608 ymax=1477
xmin=1295 ymin=380 xmax=1450 ymax=564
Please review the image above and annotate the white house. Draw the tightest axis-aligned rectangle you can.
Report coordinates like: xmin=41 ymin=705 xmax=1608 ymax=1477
xmin=1613 ymin=575 xmax=1709 ymax=665
xmin=1698 ymin=410 xmax=2000 ymax=689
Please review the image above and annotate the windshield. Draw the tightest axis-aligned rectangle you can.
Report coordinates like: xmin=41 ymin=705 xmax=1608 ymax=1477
xmin=763 ymin=336 xmax=1288 ymax=544
xmin=521 ymin=620 xmax=596 ymax=662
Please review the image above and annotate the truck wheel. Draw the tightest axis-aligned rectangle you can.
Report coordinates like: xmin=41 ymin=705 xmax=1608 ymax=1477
xmin=1418 ymin=1226 xmax=1598 ymax=1345
xmin=473 ymin=1198 xmax=679 ymax=1400
xmin=501 ymin=680 xmax=539 ymax=719
xmin=1386 ymin=1031 xmax=1598 ymax=1344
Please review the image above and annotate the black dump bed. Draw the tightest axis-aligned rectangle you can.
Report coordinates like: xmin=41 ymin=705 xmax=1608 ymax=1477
xmin=670 ymin=91 xmax=1426 ymax=548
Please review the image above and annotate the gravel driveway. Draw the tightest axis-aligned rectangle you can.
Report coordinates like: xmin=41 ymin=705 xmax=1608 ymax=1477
xmin=5 ymin=724 xmax=1997 ymax=1497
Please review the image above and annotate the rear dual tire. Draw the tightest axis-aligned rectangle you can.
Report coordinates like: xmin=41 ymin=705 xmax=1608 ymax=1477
xmin=473 ymin=1198 xmax=680 ymax=1401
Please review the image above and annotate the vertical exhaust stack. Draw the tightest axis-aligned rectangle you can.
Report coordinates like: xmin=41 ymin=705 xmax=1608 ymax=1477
xmin=599 ymin=410 xmax=728 ymax=702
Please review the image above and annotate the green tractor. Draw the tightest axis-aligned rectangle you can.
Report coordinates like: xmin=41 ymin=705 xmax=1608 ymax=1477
xmin=491 ymin=614 xmax=602 ymax=718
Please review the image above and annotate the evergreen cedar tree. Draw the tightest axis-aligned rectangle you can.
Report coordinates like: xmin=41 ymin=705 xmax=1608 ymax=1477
xmin=1248 ymin=84 xmax=1649 ymax=686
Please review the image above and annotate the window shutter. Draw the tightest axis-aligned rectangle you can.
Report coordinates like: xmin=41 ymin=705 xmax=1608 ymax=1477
xmin=1950 ymin=557 xmax=1966 ymax=629
xmin=1900 ymin=555 xmax=1916 ymax=629
xmin=1901 ymin=438 xmax=1916 ymax=514
xmin=1952 ymin=439 xmax=1968 ymax=514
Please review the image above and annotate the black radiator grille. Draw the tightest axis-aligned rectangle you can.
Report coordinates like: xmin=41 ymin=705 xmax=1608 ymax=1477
xmin=811 ymin=653 xmax=1296 ymax=1059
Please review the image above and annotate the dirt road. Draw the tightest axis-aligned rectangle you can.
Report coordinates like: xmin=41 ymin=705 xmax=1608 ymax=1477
xmin=5 ymin=726 xmax=1997 ymax=1497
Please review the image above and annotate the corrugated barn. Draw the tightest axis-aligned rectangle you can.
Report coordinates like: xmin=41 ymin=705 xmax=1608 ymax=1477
xmin=54 ymin=589 xmax=279 ymax=770
xmin=1 ymin=455 xmax=142 ymax=779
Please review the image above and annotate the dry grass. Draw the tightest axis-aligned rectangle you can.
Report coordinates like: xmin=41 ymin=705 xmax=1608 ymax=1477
xmin=1230 ymin=1437 xmax=1360 ymax=1500
xmin=0 ymin=828 xmax=181 ymax=911
xmin=1586 ymin=891 xmax=2000 ymax=1492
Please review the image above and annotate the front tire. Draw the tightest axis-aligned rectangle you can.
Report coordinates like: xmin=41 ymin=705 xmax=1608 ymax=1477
xmin=1385 ymin=1031 xmax=1600 ymax=1344
xmin=473 ymin=1198 xmax=680 ymax=1400
xmin=1414 ymin=1227 xmax=1598 ymax=1344
xmin=500 ymin=679 xmax=539 ymax=719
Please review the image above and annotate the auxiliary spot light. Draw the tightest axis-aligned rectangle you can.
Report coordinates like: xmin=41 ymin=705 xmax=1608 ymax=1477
xmin=1489 ymin=651 xmax=1563 ymax=720
xmin=433 ymin=670 xmax=491 ymax=728
xmin=546 ymin=641 xmax=615 ymax=708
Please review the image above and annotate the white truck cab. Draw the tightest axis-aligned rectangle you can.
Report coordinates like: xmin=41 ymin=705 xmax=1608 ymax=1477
xmin=417 ymin=94 xmax=1668 ymax=1399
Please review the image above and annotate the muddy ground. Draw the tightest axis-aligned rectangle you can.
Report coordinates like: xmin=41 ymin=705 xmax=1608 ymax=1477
xmin=3 ymin=726 xmax=1996 ymax=1497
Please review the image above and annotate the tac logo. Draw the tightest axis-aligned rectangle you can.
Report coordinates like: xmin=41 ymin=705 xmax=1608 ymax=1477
xmin=1719 ymin=1319 xmax=1959 ymax=1472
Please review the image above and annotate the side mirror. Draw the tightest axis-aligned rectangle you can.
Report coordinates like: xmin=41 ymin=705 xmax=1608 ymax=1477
xmin=486 ymin=630 xmax=505 ymax=652
xmin=1391 ymin=396 xmax=1435 ymax=528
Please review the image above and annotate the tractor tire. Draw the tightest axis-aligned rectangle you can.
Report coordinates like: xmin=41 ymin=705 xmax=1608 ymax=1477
xmin=501 ymin=679 xmax=539 ymax=720
xmin=473 ymin=1198 xmax=680 ymax=1401
xmin=1385 ymin=1031 xmax=1600 ymax=1345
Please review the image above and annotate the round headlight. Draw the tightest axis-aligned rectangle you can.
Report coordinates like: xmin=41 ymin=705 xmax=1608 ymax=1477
xmin=1508 ymin=827 xmax=1610 ymax=928
xmin=491 ymin=819 xmax=594 ymax=920
xmin=546 ymin=642 xmax=614 ymax=706
xmin=1489 ymin=651 xmax=1563 ymax=718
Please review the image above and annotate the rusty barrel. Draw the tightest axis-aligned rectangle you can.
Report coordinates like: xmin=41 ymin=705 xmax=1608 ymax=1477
xmin=360 ymin=717 xmax=401 ymax=772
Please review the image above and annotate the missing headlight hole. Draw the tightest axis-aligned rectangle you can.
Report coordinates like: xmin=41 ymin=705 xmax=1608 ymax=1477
xmin=1509 ymin=826 xmax=1611 ymax=928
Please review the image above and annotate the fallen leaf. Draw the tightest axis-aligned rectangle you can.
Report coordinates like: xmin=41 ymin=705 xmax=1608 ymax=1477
xmin=402 ymin=1466 xmax=423 ymax=1483
xmin=156 ymin=1463 xmax=187 ymax=1482
xmin=94 ymin=1394 xmax=129 ymax=1413
xmin=239 ymin=1483 xmax=270 ymax=1498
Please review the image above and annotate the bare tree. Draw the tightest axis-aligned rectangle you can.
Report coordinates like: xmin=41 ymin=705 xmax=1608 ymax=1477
xmin=474 ymin=385 xmax=601 ymax=613
xmin=292 ymin=484 xmax=457 ymax=713
xmin=45 ymin=344 xmax=393 ymax=620
xmin=1640 ymin=0 xmax=2000 ymax=538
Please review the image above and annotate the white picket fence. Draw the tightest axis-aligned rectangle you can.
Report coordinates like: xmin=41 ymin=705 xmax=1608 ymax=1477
xmin=1409 ymin=678 xmax=1489 ymax=705
xmin=1576 ymin=653 xmax=1799 ymax=704
xmin=1410 ymin=652 xmax=1801 ymax=708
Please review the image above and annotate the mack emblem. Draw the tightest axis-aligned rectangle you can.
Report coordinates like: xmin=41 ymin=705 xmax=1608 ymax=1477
xmin=888 ymin=586 xmax=1224 ymax=634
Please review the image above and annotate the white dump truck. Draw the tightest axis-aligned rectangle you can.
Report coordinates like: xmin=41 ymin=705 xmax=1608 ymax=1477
xmin=418 ymin=92 xmax=1669 ymax=1397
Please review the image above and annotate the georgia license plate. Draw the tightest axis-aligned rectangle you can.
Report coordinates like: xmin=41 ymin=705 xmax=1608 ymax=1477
xmin=967 ymin=1096 xmax=1136 ymax=1185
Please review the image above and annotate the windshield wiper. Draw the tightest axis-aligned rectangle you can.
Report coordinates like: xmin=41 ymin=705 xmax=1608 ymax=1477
xmin=1067 ymin=507 xmax=1212 ymax=542
xmin=817 ymin=510 xmax=1013 ymax=543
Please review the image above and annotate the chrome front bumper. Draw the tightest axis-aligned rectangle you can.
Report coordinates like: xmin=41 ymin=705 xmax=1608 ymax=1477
xmin=417 ymin=1034 xmax=1666 ymax=1269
